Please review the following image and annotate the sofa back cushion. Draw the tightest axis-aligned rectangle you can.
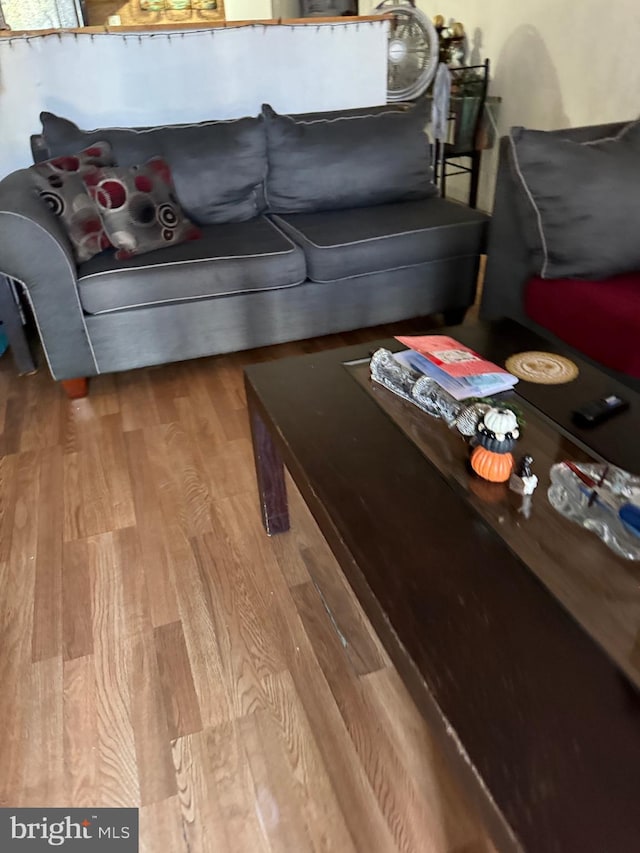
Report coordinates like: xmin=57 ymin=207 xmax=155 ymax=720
xmin=40 ymin=112 xmax=267 ymax=225
xmin=262 ymin=99 xmax=436 ymax=214
xmin=509 ymin=120 xmax=640 ymax=279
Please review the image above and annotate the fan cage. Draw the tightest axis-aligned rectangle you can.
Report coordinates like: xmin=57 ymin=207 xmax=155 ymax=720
xmin=376 ymin=3 xmax=439 ymax=102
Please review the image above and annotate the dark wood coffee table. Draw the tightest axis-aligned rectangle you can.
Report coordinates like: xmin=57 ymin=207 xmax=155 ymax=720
xmin=244 ymin=318 xmax=640 ymax=853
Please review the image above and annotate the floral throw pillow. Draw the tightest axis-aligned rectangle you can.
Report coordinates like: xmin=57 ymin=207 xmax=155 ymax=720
xmin=83 ymin=158 xmax=202 ymax=260
xmin=31 ymin=142 xmax=115 ymax=263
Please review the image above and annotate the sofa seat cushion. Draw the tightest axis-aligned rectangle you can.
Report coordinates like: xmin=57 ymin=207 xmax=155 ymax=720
xmin=77 ymin=216 xmax=306 ymax=315
xmin=525 ymin=272 xmax=640 ymax=378
xmin=272 ymin=199 xmax=489 ymax=282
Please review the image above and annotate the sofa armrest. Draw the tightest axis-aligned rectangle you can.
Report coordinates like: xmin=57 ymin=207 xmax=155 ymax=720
xmin=480 ymin=136 xmax=535 ymax=325
xmin=0 ymin=169 xmax=99 ymax=380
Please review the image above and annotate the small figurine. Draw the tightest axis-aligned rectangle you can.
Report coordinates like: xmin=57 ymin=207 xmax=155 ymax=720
xmin=509 ymin=454 xmax=538 ymax=496
xmin=453 ymin=401 xmax=490 ymax=437
xmin=434 ymin=16 xmax=467 ymax=65
xmin=471 ymin=445 xmax=514 ymax=483
xmin=476 ymin=407 xmax=520 ymax=453
xmin=470 ymin=406 xmax=519 ymax=483
xmin=519 ymin=455 xmax=534 ymax=478
xmin=449 ymin=22 xmax=467 ymax=65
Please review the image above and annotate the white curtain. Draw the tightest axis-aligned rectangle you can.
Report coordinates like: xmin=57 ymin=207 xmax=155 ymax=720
xmin=0 ymin=21 xmax=388 ymax=177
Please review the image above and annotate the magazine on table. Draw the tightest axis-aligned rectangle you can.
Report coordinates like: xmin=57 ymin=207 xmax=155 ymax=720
xmin=393 ymin=335 xmax=519 ymax=401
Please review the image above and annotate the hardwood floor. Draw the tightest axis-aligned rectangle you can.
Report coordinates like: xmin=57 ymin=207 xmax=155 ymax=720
xmin=0 ymin=320 xmax=495 ymax=852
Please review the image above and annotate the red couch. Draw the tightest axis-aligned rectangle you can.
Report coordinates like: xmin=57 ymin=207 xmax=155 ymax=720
xmin=481 ymin=121 xmax=640 ymax=388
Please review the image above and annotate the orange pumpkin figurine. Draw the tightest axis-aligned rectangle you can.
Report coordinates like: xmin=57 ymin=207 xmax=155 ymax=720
xmin=471 ymin=445 xmax=514 ymax=483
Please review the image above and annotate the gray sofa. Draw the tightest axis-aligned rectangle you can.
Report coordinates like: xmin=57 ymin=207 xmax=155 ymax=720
xmin=481 ymin=120 xmax=640 ymax=389
xmin=0 ymin=100 xmax=489 ymax=395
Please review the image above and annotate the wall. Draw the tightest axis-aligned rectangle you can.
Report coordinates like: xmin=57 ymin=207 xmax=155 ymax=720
xmin=3 ymin=0 xmax=279 ymax=28
xmin=360 ymin=0 xmax=640 ymax=209
xmin=83 ymin=0 xmax=225 ymax=26
xmin=4 ymin=0 xmax=280 ymax=28
xmin=417 ymin=0 xmax=640 ymax=130
xmin=0 ymin=19 xmax=387 ymax=177
xmin=271 ymin=0 xmax=300 ymax=18
xmin=225 ymin=0 xmax=271 ymax=19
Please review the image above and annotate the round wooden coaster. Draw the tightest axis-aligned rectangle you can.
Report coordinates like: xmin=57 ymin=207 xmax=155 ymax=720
xmin=505 ymin=351 xmax=579 ymax=384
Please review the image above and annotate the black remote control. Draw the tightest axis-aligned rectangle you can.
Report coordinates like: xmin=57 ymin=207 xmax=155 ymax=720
xmin=571 ymin=394 xmax=630 ymax=428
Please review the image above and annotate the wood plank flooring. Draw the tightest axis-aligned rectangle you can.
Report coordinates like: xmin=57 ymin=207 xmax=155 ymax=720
xmin=0 ymin=321 xmax=495 ymax=852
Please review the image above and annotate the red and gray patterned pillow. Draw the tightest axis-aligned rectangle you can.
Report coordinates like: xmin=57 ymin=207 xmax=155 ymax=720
xmin=82 ymin=158 xmax=201 ymax=260
xmin=31 ymin=142 xmax=115 ymax=262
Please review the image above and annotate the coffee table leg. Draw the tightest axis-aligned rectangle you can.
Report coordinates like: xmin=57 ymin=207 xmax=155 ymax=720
xmin=249 ymin=405 xmax=290 ymax=535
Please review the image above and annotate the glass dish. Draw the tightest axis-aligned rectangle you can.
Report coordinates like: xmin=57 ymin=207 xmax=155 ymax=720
xmin=548 ymin=462 xmax=640 ymax=560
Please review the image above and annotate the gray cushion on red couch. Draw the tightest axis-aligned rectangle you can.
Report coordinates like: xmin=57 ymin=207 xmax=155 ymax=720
xmin=509 ymin=120 xmax=640 ymax=280
xmin=31 ymin=141 xmax=114 ymax=262
xmin=40 ymin=111 xmax=267 ymax=225
xmin=262 ymin=98 xmax=437 ymax=214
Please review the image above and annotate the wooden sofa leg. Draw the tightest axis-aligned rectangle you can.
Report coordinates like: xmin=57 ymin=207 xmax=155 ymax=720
xmin=61 ymin=378 xmax=89 ymax=399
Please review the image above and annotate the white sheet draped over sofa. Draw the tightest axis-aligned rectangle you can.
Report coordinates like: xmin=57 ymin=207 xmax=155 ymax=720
xmin=0 ymin=19 xmax=388 ymax=177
